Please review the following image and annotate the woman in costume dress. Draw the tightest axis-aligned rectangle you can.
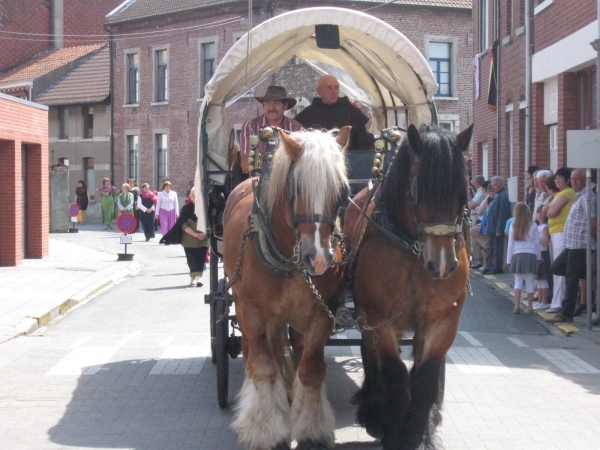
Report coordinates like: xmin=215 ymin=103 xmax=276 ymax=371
xmin=159 ymin=188 xmax=209 ymax=286
xmin=96 ymin=178 xmax=115 ymax=229
xmin=74 ymin=180 xmax=90 ymax=224
xmin=117 ymin=183 xmax=135 ymax=215
xmin=155 ymin=181 xmax=179 ymax=235
xmin=137 ymin=183 xmax=157 ymax=241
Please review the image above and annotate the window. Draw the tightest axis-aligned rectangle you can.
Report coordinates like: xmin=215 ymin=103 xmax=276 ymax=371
xmin=127 ymin=135 xmax=139 ymax=180
xmin=199 ymin=41 xmax=216 ymax=98
xmin=481 ymin=142 xmax=489 ymax=180
xmin=429 ymin=42 xmax=451 ymax=97
xmin=156 ymin=133 xmax=168 ymax=187
xmin=58 ymin=107 xmax=69 ymax=139
xmin=578 ymin=66 xmax=597 ymax=129
xmin=506 ymin=0 xmax=513 ymax=36
xmin=155 ymin=49 xmax=168 ymax=102
xmin=126 ymin=52 xmax=139 ymax=104
xmin=479 ymin=0 xmax=489 ymax=51
xmin=83 ymin=106 xmax=94 ymax=138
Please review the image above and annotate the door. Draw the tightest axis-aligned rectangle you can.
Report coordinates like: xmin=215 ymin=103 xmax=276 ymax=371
xmin=21 ymin=144 xmax=28 ymax=258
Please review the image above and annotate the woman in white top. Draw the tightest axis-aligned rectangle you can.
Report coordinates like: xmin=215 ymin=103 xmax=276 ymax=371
xmin=507 ymin=202 xmax=541 ymax=315
xmin=117 ymin=183 xmax=135 ymax=214
xmin=155 ymin=181 xmax=179 ymax=235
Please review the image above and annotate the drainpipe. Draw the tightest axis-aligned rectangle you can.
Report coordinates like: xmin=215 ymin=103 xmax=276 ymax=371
xmin=524 ymin=0 xmax=532 ymax=171
xmin=104 ymin=24 xmax=115 ymax=184
xmin=495 ymin=0 xmax=501 ymax=175
xmin=593 ymin=0 xmax=600 ymax=326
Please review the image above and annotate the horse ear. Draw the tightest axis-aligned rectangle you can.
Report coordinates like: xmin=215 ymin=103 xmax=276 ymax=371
xmin=407 ymin=124 xmax=422 ymax=155
xmin=336 ymin=126 xmax=352 ymax=150
xmin=456 ymin=124 xmax=474 ymax=152
xmin=278 ymin=128 xmax=302 ymax=161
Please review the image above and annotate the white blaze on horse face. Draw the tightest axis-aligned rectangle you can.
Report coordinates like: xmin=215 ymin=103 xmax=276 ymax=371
xmin=311 ymin=224 xmax=328 ymax=276
xmin=438 ymin=246 xmax=447 ymax=279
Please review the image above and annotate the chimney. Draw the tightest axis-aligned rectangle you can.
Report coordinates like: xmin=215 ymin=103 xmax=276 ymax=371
xmin=51 ymin=0 xmax=64 ymax=49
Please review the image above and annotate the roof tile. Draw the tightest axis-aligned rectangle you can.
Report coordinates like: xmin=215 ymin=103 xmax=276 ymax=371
xmin=36 ymin=46 xmax=110 ymax=105
xmin=0 ymin=44 xmax=106 ymax=84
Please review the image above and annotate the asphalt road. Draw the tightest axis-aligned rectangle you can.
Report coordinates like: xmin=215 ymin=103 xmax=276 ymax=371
xmin=1 ymin=227 xmax=600 ymax=449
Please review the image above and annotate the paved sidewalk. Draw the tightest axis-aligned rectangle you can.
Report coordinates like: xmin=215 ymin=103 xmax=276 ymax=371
xmin=0 ymin=222 xmax=141 ymax=344
xmin=473 ymin=268 xmax=600 ymax=343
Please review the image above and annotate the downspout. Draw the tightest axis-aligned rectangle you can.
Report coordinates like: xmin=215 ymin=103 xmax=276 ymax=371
xmin=524 ymin=0 xmax=532 ymax=170
xmin=495 ymin=0 xmax=501 ymax=175
xmin=104 ymin=24 xmax=115 ymax=184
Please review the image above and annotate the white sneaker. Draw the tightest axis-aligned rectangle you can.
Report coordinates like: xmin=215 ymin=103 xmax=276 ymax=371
xmin=534 ymin=303 xmax=549 ymax=310
xmin=189 ymin=276 xmax=197 ymax=286
xmin=546 ymin=307 xmax=560 ymax=313
xmin=532 ymin=302 xmax=541 ymax=309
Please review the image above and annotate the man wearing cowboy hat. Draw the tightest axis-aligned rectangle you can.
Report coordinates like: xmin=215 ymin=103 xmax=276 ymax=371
xmin=239 ymin=85 xmax=303 ymax=173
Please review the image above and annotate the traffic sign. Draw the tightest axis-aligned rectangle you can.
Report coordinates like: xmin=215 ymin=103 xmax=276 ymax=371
xmin=69 ymin=203 xmax=79 ymax=217
xmin=116 ymin=212 xmax=137 ymax=234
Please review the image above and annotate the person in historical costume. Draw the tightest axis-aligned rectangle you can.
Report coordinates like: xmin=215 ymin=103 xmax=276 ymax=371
xmin=155 ymin=181 xmax=179 ymax=235
xmin=128 ymin=178 xmax=140 ymax=232
xmin=74 ymin=180 xmax=90 ymax=224
xmin=159 ymin=188 xmax=209 ymax=286
xmin=96 ymin=178 xmax=115 ymax=229
xmin=137 ymin=183 xmax=157 ymax=241
xmin=117 ymin=183 xmax=135 ymax=222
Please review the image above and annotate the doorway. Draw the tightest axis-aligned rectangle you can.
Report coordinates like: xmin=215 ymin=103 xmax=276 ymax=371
xmin=21 ymin=144 xmax=28 ymax=258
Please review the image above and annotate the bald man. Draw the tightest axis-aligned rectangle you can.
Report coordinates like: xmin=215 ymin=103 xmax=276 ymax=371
xmin=294 ymin=75 xmax=373 ymax=150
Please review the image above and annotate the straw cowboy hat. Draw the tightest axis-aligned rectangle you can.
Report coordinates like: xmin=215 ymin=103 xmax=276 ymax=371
xmin=255 ymin=85 xmax=297 ymax=109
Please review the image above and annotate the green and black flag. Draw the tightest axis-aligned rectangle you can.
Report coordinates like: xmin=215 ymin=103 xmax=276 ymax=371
xmin=487 ymin=40 xmax=498 ymax=111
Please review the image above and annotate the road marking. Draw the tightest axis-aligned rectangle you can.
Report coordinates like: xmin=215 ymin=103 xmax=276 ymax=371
xmin=446 ymin=347 xmax=511 ymax=374
xmin=506 ymin=337 xmax=528 ymax=347
xmin=150 ymin=341 xmax=211 ymax=375
xmin=535 ymin=349 xmax=600 ymax=374
xmin=458 ymin=331 xmax=483 ymax=347
xmin=68 ymin=337 xmax=92 ymax=348
xmin=159 ymin=335 xmax=176 ymax=347
xmin=45 ymin=347 xmax=119 ymax=376
xmin=113 ymin=330 xmax=143 ymax=347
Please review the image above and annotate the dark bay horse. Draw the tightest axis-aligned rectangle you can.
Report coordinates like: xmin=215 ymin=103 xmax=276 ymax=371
xmin=223 ymin=127 xmax=351 ymax=450
xmin=344 ymin=124 xmax=474 ymax=450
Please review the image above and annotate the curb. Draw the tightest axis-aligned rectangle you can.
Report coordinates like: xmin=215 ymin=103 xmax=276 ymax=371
xmin=7 ymin=261 xmax=142 ymax=342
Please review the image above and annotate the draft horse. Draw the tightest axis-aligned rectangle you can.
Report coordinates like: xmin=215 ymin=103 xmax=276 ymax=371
xmin=344 ymin=124 xmax=474 ymax=450
xmin=223 ymin=127 xmax=351 ymax=450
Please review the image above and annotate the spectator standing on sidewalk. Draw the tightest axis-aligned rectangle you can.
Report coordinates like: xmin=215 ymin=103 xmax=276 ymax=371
xmin=507 ymin=202 xmax=541 ymax=315
xmin=546 ymin=169 xmax=597 ymax=323
xmin=534 ymin=205 xmax=552 ymax=310
xmin=534 ymin=170 xmax=553 ymax=219
xmin=543 ymin=168 xmax=576 ymax=313
xmin=482 ymin=176 xmax=511 ymax=274
xmin=525 ymin=165 xmax=540 ymax=214
xmin=468 ymin=175 xmax=486 ymax=269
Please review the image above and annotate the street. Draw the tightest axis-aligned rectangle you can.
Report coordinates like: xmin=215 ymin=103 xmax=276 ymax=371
xmin=1 ymin=226 xmax=600 ymax=449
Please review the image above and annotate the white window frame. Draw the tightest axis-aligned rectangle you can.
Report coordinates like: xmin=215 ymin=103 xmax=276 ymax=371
xmin=480 ymin=0 xmax=489 ymax=52
xmin=424 ymin=35 xmax=459 ymax=99
xmin=125 ymin=130 xmax=140 ymax=181
xmin=123 ymin=48 xmax=140 ymax=106
xmin=198 ymin=36 xmax=218 ymax=99
xmin=152 ymin=44 xmax=170 ymax=105
xmin=481 ymin=142 xmax=489 ymax=180
xmin=549 ymin=124 xmax=558 ymax=173
xmin=153 ymin=128 xmax=169 ymax=188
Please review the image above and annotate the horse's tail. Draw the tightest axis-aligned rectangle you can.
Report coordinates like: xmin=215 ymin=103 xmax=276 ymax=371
xmin=269 ymin=324 xmax=294 ymax=392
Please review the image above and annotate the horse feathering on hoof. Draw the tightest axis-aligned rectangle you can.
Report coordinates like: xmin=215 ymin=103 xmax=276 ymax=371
xmin=223 ymin=127 xmax=351 ymax=450
xmin=344 ymin=124 xmax=474 ymax=450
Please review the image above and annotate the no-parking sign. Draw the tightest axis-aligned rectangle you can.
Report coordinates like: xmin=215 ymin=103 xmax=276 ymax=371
xmin=69 ymin=203 xmax=79 ymax=217
xmin=116 ymin=213 xmax=137 ymax=234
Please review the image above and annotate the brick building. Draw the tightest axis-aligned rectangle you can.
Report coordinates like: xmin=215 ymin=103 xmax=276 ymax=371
xmin=105 ymin=0 xmax=472 ymax=194
xmin=0 ymin=0 xmax=122 ymax=74
xmin=473 ymin=0 xmax=597 ymax=189
xmin=0 ymin=93 xmax=49 ymax=266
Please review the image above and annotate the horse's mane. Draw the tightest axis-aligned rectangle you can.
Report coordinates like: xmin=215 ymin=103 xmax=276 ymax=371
xmin=382 ymin=125 xmax=468 ymax=220
xmin=266 ymin=129 xmax=349 ymax=215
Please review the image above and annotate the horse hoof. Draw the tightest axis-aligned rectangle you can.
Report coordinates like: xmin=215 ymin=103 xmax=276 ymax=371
xmin=272 ymin=441 xmax=291 ymax=450
xmin=295 ymin=440 xmax=329 ymax=450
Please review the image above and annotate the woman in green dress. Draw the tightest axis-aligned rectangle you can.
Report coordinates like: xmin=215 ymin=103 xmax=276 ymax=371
xmin=97 ymin=177 xmax=115 ymax=229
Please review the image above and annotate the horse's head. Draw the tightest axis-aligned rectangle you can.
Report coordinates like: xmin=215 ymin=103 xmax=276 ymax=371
xmin=392 ymin=124 xmax=473 ymax=279
xmin=267 ymin=127 xmax=351 ymax=276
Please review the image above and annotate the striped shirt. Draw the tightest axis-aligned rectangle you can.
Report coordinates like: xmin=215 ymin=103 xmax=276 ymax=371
xmin=563 ymin=189 xmax=597 ymax=250
xmin=239 ymin=114 xmax=303 ymax=173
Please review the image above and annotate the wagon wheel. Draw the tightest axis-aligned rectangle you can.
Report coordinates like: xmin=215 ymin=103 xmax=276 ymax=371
xmin=211 ymin=279 xmax=226 ymax=364
xmin=215 ymin=297 xmax=230 ymax=408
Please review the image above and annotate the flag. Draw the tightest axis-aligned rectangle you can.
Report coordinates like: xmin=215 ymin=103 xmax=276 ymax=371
xmin=473 ymin=55 xmax=480 ymax=99
xmin=487 ymin=41 xmax=498 ymax=111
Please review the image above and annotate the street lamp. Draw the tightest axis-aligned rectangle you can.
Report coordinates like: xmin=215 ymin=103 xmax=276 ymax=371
xmin=590 ymin=38 xmax=600 ymax=51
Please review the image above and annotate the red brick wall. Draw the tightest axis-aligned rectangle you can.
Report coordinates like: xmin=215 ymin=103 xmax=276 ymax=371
xmin=530 ymin=82 xmax=549 ymax=168
xmin=0 ymin=0 xmax=51 ymax=73
xmin=557 ymin=72 xmax=578 ymax=168
xmin=63 ymin=0 xmax=122 ymax=46
xmin=0 ymin=96 xmax=49 ymax=266
xmin=534 ymin=0 xmax=597 ymax=53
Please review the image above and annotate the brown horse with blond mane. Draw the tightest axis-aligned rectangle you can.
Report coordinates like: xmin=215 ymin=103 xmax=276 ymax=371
xmin=344 ymin=123 xmax=474 ymax=450
xmin=223 ymin=127 xmax=351 ymax=450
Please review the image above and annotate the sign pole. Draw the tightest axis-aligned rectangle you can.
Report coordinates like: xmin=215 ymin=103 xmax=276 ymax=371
xmin=116 ymin=212 xmax=136 ymax=261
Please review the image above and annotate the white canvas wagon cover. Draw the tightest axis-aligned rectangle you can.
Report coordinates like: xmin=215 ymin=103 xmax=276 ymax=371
xmin=198 ymin=6 xmax=439 ymax=187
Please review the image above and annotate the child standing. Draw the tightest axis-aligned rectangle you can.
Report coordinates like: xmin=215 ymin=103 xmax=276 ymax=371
xmin=507 ymin=203 xmax=542 ymax=315
xmin=534 ymin=205 xmax=551 ymax=310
